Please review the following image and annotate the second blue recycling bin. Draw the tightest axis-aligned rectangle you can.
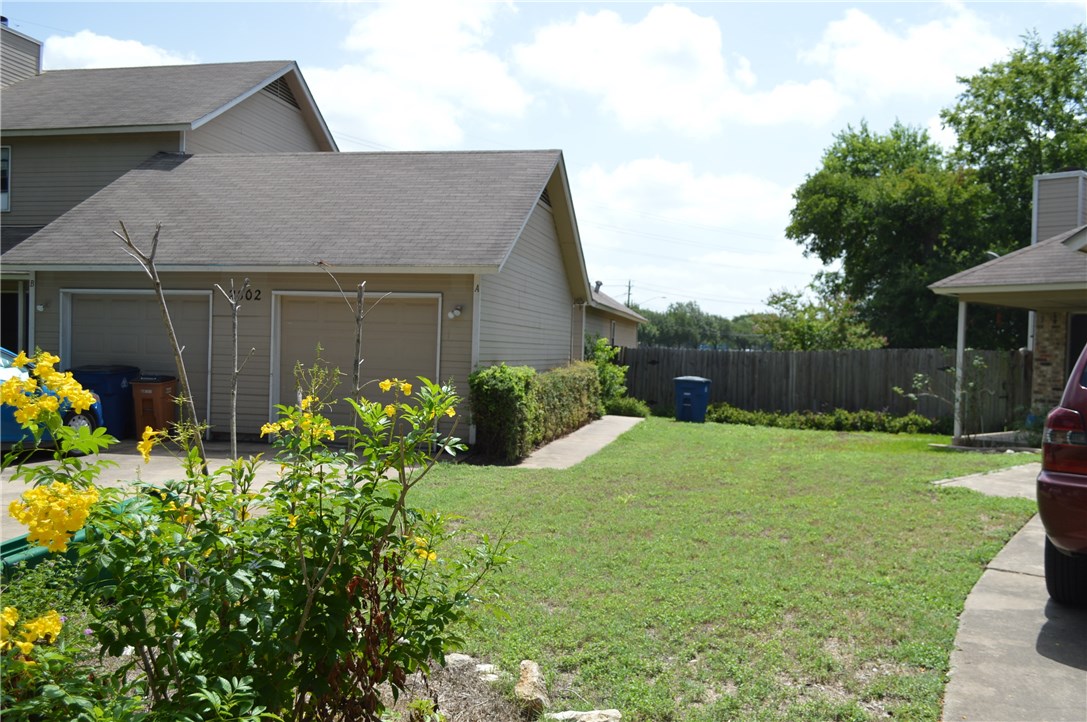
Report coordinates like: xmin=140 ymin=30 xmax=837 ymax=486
xmin=71 ymin=365 xmax=141 ymax=439
xmin=674 ymin=376 xmax=712 ymax=423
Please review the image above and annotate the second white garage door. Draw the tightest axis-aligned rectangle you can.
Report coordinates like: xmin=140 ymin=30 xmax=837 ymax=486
xmin=277 ymin=294 xmax=440 ymax=425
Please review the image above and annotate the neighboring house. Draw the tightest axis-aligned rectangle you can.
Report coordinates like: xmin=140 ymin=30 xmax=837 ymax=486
xmin=0 ymin=150 xmax=597 ymax=437
xmin=0 ymin=22 xmax=336 ymax=349
xmin=930 ymin=170 xmax=1087 ymax=421
xmin=585 ymin=282 xmax=646 ymax=347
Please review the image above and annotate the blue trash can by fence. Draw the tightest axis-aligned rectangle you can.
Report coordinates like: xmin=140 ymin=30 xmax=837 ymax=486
xmin=71 ymin=365 xmax=141 ymax=439
xmin=674 ymin=376 xmax=712 ymax=423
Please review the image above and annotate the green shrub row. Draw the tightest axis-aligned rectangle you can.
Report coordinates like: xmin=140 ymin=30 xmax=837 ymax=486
xmin=469 ymin=362 xmax=601 ymax=463
xmin=605 ymin=396 xmax=651 ymax=418
xmin=705 ymin=402 xmax=934 ymax=434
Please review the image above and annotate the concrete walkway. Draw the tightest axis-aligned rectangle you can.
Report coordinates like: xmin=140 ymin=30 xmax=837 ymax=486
xmin=936 ymin=462 xmax=1087 ymax=722
xmin=518 ymin=415 xmax=644 ymax=469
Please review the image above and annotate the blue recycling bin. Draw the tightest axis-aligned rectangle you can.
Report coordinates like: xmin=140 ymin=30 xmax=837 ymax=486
xmin=71 ymin=364 xmax=141 ymax=439
xmin=674 ymin=376 xmax=712 ymax=423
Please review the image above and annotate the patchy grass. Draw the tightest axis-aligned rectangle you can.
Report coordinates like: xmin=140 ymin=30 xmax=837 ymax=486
xmin=417 ymin=418 xmax=1037 ymax=721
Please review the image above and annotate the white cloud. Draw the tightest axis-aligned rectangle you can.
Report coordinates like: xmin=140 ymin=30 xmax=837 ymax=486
xmin=309 ymin=0 xmax=530 ymax=150
xmin=513 ymin=4 xmax=848 ymax=136
xmin=42 ymin=30 xmax=197 ymax=69
xmin=800 ymin=5 xmax=1010 ymax=103
xmin=573 ymin=158 xmax=826 ymax=316
xmin=926 ymin=114 xmax=958 ymax=151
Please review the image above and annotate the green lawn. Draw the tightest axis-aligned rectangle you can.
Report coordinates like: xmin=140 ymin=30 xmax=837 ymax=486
xmin=415 ymin=418 xmax=1038 ymax=722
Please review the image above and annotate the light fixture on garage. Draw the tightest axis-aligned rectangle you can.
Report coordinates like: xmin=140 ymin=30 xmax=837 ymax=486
xmin=447 ymin=304 xmax=463 ymax=320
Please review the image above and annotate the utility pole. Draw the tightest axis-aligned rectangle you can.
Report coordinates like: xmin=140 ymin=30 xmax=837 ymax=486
xmin=626 ymin=280 xmax=632 ymax=306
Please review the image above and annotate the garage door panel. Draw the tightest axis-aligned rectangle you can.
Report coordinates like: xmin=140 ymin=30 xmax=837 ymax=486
xmin=70 ymin=294 xmax=211 ymax=421
xmin=279 ymin=296 xmax=438 ymax=426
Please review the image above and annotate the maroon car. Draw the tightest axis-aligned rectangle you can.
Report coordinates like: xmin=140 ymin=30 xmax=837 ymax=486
xmin=1037 ymin=342 xmax=1087 ymax=605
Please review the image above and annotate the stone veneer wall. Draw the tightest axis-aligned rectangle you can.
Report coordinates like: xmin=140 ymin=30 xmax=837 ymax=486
xmin=1033 ymin=311 xmax=1069 ymax=410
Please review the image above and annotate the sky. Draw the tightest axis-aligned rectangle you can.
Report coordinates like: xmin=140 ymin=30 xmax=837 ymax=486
xmin=3 ymin=1 xmax=1083 ymax=318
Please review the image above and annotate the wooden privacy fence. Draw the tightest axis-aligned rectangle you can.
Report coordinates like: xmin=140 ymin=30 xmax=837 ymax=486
xmin=617 ymin=347 xmax=1033 ymax=432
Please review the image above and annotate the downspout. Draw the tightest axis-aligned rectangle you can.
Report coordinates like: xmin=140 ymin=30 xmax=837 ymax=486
xmin=954 ymin=300 xmax=967 ymax=444
xmin=469 ymin=274 xmax=481 ymax=445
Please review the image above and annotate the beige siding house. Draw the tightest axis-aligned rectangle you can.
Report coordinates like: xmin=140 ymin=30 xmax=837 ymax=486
xmin=2 ymin=150 xmax=597 ymax=438
xmin=0 ymin=44 xmax=336 ymax=350
xmin=585 ymin=285 xmax=646 ymax=348
xmin=0 ymin=21 xmax=40 ymax=88
xmin=930 ymin=171 xmax=1087 ymax=423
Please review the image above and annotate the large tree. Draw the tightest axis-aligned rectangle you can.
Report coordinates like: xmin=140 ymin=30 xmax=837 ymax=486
xmin=941 ymin=25 xmax=1087 ymax=247
xmin=786 ymin=121 xmax=1017 ymax=348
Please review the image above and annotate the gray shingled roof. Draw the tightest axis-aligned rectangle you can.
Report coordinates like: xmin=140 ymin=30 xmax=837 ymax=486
xmin=1 ymin=150 xmax=564 ymax=270
xmin=929 ymin=224 xmax=1087 ymax=310
xmin=591 ymin=289 xmax=647 ymax=323
xmin=1 ymin=61 xmax=294 ymax=131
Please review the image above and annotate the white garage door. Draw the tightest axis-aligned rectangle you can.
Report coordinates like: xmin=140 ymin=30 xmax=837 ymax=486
xmin=68 ymin=292 xmax=211 ymax=421
xmin=278 ymin=295 xmax=439 ymax=425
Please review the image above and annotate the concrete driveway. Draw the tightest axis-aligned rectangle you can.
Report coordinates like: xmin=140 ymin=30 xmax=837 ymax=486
xmin=938 ymin=464 xmax=1087 ymax=722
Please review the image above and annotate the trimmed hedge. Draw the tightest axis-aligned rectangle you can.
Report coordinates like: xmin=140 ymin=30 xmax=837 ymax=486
xmin=469 ymin=362 xmax=602 ymax=463
xmin=705 ymin=402 xmax=933 ymax=434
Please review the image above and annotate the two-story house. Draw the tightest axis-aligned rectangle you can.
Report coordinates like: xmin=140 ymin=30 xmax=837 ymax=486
xmin=0 ymin=19 xmax=336 ymax=350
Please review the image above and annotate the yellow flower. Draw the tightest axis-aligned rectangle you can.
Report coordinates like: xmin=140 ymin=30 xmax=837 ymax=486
xmin=445 ymin=406 xmax=456 ymax=417
xmin=288 ymin=514 xmax=298 ymax=529
xmin=400 ymin=382 xmax=412 ymax=396
xmin=9 ymin=482 xmax=99 ymax=552
xmin=15 ymin=640 xmax=34 ymax=656
xmin=384 ymin=404 xmax=396 ymax=418
xmin=260 ymin=422 xmax=281 ymax=437
xmin=137 ymin=426 xmax=163 ymax=463
xmin=1 ymin=607 xmax=18 ymax=650
xmin=300 ymin=395 xmax=315 ymax=410
xmin=20 ymin=611 xmax=62 ymax=645
xmin=414 ymin=547 xmax=437 ymax=562
xmin=12 ymin=350 xmax=30 ymax=368
xmin=379 ymin=379 xmax=394 ymax=392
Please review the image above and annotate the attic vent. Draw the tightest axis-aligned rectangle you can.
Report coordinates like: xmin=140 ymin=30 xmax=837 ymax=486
xmin=540 ymin=188 xmax=552 ymax=207
xmin=263 ymin=76 xmax=300 ymax=109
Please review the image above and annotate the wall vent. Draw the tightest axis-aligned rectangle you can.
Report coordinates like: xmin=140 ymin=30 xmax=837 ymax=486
xmin=263 ymin=76 xmax=300 ymax=109
xmin=540 ymin=188 xmax=552 ymax=207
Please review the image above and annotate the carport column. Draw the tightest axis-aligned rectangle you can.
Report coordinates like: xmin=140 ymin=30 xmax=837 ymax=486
xmin=954 ymin=300 xmax=967 ymax=444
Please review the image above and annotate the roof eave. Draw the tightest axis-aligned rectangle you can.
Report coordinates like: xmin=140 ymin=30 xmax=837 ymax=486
xmin=930 ymin=281 xmax=1087 ymax=296
xmin=0 ymin=262 xmax=502 ymax=275
xmin=2 ymin=124 xmax=190 ymax=136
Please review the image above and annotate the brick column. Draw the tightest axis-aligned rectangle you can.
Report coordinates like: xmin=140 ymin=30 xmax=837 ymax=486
xmin=1032 ymin=312 xmax=1068 ymax=410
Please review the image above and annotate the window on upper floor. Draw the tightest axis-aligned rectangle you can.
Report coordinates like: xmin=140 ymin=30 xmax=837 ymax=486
xmin=1 ymin=147 xmax=10 ymax=212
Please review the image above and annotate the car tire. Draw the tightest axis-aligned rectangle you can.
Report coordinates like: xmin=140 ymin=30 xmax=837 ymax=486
xmin=1044 ymin=536 xmax=1087 ymax=606
xmin=64 ymin=410 xmax=98 ymax=433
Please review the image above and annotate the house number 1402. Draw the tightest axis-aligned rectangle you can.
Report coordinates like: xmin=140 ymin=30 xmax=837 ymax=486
xmin=229 ymin=289 xmax=262 ymax=302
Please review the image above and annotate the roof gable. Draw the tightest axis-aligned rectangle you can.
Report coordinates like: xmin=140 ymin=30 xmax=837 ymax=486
xmin=0 ymin=60 xmax=336 ymax=149
xmin=2 ymin=150 xmax=583 ymax=276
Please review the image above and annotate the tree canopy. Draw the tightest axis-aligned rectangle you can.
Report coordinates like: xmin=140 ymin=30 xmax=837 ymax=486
xmin=941 ymin=25 xmax=1087 ymax=247
xmin=785 ymin=26 xmax=1085 ymax=349
xmin=756 ymin=280 xmax=887 ymax=351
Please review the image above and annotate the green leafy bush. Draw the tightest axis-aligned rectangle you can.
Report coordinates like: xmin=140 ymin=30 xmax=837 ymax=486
xmin=586 ymin=337 xmax=628 ymax=410
xmin=469 ymin=361 xmax=602 ymax=463
xmin=468 ymin=364 xmax=538 ymax=463
xmin=706 ymin=402 xmax=933 ymax=434
xmin=605 ymin=396 xmax=651 ymax=418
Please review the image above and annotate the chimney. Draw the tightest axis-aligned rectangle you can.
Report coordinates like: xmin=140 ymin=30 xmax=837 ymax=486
xmin=594 ymin=281 xmax=603 ymax=293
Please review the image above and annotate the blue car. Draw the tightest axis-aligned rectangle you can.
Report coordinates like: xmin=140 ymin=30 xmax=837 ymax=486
xmin=0 ymin=347 xmax=105 ymax=445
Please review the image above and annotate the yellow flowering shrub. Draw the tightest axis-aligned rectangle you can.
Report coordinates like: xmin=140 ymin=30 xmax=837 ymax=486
xmin=1 ymin=350 xmax=97 ymax=428
xmin=0 ymin=607 xmax=64 ymax=659
xmin=9 ymin=481 xmax=100 ymax=552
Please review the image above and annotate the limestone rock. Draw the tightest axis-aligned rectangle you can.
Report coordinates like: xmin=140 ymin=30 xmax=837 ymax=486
xmin=545 ymin=711 xmax=622 ymax=722
xmin=514 ymin=659 xmax=550 ymax=712
xmin=443 ymin=653 xmax=475 ymax=669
